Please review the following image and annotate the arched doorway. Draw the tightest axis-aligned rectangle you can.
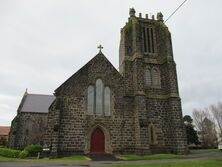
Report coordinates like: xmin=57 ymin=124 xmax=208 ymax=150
xmin=90 ymin=128 xmax=105 ymax=153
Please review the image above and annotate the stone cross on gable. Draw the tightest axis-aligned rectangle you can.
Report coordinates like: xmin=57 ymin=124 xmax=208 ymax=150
xmin=98 ymin=45 xmax=103 ymax=53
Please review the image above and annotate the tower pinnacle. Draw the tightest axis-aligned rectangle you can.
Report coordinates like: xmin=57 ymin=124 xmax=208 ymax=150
xmin=129 ymin=8 xmax=136 ymax=17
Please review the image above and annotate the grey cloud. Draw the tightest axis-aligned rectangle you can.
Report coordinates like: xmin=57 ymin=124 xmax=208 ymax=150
xmin=1 ymin=0 xmax=222 ymax=125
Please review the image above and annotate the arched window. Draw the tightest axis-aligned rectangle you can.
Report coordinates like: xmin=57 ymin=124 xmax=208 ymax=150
xmin=149 ymin=124 xmax=156 ymax=144
xmin=150 ymin=126 xmax=154 ymax=144
xmin=144 ymin=67 xmax=152 ymax=87
xmin=152 ymin=68 xmax=161 ymax=87
xmin=87 ymin=79 xmax=112 ymax=116
xmin=95 ymin=79 xmax=103 ymax=116
xmin=104 ymin=87 xmax=111 ymax=116
xmin=87 ymin=85 xmax=94 ymax=114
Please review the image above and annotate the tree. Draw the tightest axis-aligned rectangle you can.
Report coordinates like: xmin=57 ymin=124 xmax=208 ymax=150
xmin=183 ymin=115 xmax=199 ymax=145
xmin=210 ymin=102 xmax=222 ymax=141
xmin=192 ymin=109 xmax=217 ymax=148
xmin=202 ymin=117 xmax=218 ymax=147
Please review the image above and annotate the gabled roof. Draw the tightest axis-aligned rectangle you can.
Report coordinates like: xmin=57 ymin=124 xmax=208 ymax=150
xmin=20 ymin=94 xmax=55 ymax=113
xmin=55 ymin=52 xmax=122 ymax=93
xmin=0 ymin=126 xmax=10 ymax=136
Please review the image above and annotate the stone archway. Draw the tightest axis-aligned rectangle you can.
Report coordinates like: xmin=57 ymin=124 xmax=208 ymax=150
xmin=85 ymin=124 xmax=112 ymax=154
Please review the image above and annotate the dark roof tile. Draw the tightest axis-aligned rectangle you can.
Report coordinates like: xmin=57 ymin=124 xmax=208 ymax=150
xmin=20 ymin=94 xmax=55 ymax=113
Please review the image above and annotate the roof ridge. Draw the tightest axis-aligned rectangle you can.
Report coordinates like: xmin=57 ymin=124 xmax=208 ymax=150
xmin=55 ymin=53 xmax=122 ymax=93
xmin=27 ymin=93 xmax=54 ymax=96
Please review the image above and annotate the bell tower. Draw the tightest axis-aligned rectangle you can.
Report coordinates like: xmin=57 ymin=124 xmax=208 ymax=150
xmin=119 ymin=8 xmax=188 ymax=154
xmin=119 ymin=8 xmax=178 ymax=97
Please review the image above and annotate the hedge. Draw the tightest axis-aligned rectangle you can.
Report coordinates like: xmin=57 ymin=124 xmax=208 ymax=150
xmin=0 ymin=144 xmax=43 ymax=158
xmin=24 ymin=144 xmax=42 ymax=156
xmin=0 ymin=147 xmax=21 ymax=158
xmin=18 ymin=150 xmax=28 ymax=158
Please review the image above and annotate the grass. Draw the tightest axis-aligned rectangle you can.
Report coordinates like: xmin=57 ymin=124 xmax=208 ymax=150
xmin=104 ymin=158 xmax=222 ymax=167
xmin=0 ymin=156 xmax=21 ymax=161
xmin=0 ymin=155 xmax=89 ymax=162
xmin=56 ymin=155 xmax=90 ymax=161
xmin=190 ymin=148 xmax=219 ymax=154
xmin=117 ymin=154 xmax=179 ymax=160
xmin=116 ymin=149 xmax=221 ymax=160
xmin=0 ymin=149 xmax=221 ymax=164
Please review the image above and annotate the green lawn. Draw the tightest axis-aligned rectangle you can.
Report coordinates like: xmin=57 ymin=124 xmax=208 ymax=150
xmin=0 ymin=149 xmax=221 ymax=165
xmin=117 ymin=154 xmax=179 ymax=160
xmin=104 ymin=158 xmax=222 ymax=167
xmin=190 ymin=149 xmax=219 ymax=154
xmin=116 ymin=149 xmax=221 ymax=160
xmin=0 ymin=156 xmax=21 ymax=161
xmin=56 ymin=155 xmax=90 ymax=161
xmin=0 ymin=155 xmax=89 ymax=162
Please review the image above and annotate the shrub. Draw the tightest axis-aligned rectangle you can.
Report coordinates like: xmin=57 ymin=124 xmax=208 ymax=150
xmin=0 ymin=137 xmax=7 ymax=146
xmin=19 ymin=150 xmax=28 ymax=158
xmin=0 ymin=147 xmax=21 ymax=158
xmin=24 ymin=144 xmax=42 ymax=157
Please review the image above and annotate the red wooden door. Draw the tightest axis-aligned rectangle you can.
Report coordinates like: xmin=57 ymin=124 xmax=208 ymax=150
xmin=90 ymin=128 xmax=105 ymax=153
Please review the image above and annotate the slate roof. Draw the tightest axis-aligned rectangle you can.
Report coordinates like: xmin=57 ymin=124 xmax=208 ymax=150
xmin=20 ymin=94 xmax=55 ymax=113
xmin=0 ymin=126 xmax=10 ymax=136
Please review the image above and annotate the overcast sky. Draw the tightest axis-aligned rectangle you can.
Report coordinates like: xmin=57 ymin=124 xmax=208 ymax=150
xmin=0 ymin=0 xmax=222 ymax=126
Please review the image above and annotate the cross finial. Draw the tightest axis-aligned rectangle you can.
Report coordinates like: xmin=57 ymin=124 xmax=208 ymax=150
xmin=24 ymin=88 xmax=28 ymax=95
xmin=98 ymin=44 xmax=103 ymax=53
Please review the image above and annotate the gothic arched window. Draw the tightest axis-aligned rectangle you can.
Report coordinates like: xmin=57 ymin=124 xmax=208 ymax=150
xmin=149 ymin=124 xmax=156 ymax=144
xmin=152 ymin=68 xmax=161 ymax=87
xmin=104 ymin=87 xmax=111 ymax=116
xmin=87 ymin=85 xmax=94 ymax=114
xmin=150 ymin=126 xmax=154 ymax=144
xmin=87 ymin=79 xmax=112 ymax=116
xmin=144 ymin=67 xmax=152 ymax=87
xmin=95 ymin=79 xmax=103 ymax=116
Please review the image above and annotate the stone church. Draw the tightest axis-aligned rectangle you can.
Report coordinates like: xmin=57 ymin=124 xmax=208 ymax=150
xmin=9 ymin=8 xmax=188 ymax=155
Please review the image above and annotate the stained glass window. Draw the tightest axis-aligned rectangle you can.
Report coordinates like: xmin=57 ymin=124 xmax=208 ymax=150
xmin=104 ymin=87 xmax=111 ymax=116
xmin=87 ymin=85 xmax=94 ymax=114
xmin=95 ymin=79 xmax=103 ymax=116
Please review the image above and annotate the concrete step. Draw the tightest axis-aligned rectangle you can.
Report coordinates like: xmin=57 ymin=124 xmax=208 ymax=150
xmin=88 ymin=153 xmax=119 ymax=161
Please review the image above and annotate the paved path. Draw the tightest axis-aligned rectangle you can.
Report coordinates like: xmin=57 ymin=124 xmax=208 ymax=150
xmin=0 ymin=151 xmax=221 ymax=167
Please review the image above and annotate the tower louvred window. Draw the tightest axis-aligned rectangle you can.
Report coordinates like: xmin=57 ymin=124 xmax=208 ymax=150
xmin=143 ymin=27 xmax=156 ymax=53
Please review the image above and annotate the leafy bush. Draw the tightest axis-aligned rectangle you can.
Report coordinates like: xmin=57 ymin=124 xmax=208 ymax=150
xmin=24 ymin=144 xmax=42 ymax=156
xmin=0 ymin=147 xmax=21 ymax=158
xmin=0 ymin=137 xmax=7 ymax=146
xmin=18 ymin=150 xmax=28 ymax=158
